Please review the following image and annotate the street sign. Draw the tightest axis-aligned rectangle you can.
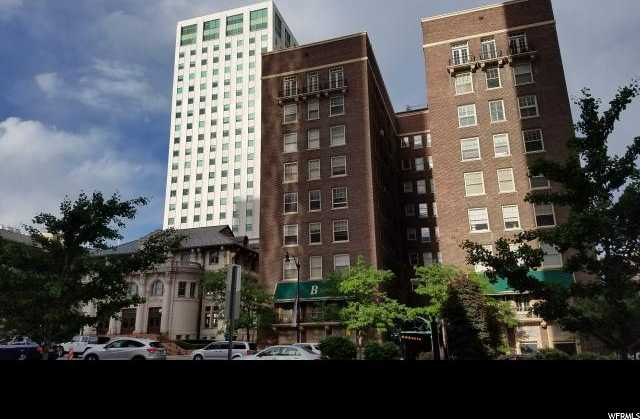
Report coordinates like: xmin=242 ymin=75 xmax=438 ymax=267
xmin=225 ymin=265 xmax=241 ymax=321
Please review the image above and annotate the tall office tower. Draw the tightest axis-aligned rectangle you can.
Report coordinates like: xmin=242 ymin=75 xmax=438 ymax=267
xmin=421 ymin=0 xmax=574 ymax=271
xmin=163 ymin=1 xmax=297 ymax=245
xmin=260 ymin=33 xmax=412 ymax=342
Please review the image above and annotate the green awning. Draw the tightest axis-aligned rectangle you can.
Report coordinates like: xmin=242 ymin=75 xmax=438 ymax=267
xmin=486 ymin=270 xmax=574 ymax=294
xmin=274 ymin=281 xmax=345 ymax=303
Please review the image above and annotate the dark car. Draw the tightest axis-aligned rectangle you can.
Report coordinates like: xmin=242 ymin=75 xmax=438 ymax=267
xmin=0 ymin=337 xmax=43 ymax=361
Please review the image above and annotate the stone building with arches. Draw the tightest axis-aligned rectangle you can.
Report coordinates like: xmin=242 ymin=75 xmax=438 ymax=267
xmin=85 ymin=226 xmax=258 ymax=341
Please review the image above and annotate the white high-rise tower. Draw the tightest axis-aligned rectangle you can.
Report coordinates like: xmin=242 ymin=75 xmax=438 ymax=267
xmin=163 ymin=1 xmax=297 ymax=244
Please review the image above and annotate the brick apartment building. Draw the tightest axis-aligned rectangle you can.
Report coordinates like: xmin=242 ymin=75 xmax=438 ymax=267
xmin=260 ymin=0 xmax=581 ymax=354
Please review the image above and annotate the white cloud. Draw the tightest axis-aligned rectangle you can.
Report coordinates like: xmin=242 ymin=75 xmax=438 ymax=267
xmin=0 ymin=0 xmax=23 ymax=20
xmin=34 ymin=59 xmax=169 ymax=114
xmin=0 ymin=117 xmax=164 ymax=230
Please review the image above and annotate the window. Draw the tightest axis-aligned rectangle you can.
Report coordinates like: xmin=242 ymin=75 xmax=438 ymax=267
xmin=541 ymin=243 xmax=563 ymax=268
xmin=458 ymin=104 xmax=477 ymax=127
xmin=307 ymin=129 xmax=320 ymax=150
xmin=226 ymin=14 xmax=244 ymax=36
xmin=250 ymin=8 xmax=268 ymax=31
xmin=518 ymin=95 xmax=539 ymax=119
xmin=509 ymin=33 xmax=529 ymax=55
xmin=307 ymin=72 xmax=320 ymax=93
xmin=283 ymin=132 xmax=298 ymax=153
xmin=403 ymin=181 xmax=414 ymax=193
xmin=513 ymin=62 xmax=533 ymax=85
xmin=329 ymin=68 xmax=345 ymax=89
xmin=534 ymin=204 xmax=556 ymax=227
xmin=401 ymin=137 xmax=410 ymax=148
xmin=455 ymin=73 xmax=473 ymax=95
xmin=309 ymin=190 xmax=322 ymax=211
xmin=523 ymin=129 xmax=545 ymax=153
xmin=405 ymin=204 xmax=415 ymax=217
xmin=489 ymin=100 xmax=506 ymax=123
xmin=421 ymin=227 xmax=432 ymax=243
xmin=480 ymin=37 xmax=497 ymax=60
xmin=330 ymin=96 xmax=345 ymax=116
xmin=417 ymin=180 xmax=427 ymax=194
xmin=283 ymin=259 xmax=298 ymax=281
xmin=407 ymin=228 xmax=417 ymax=241
xmin=332 ymin=187 xmax=348 ymax=209
xmin=475 ymin=245 xmax=494 ymax=273
xmin=413 ymin=135 xmax=424 ymax=149
xmin=415 ymin=158 xmax=425 ymax=172
xmin=493 ymin=134 xmax=511 ymax=158
xmin=203 ymin=19 xmax=220 ymax=41
xmin=419 ymin=203 xmax=429 ymax=219
xmin=284 ymin=225 xmax=298 ymax=246
xmin=180 ymin=24 xmax=197 ymax=46
xmin=309 ymin=223 xmax=322 ymax=245
xmin=284 ymin=192 xmax=298 ymax=214
xmin=468 ymin=208 xmax=490 ymax=233
xmin=331 ymin=156 xmax=347 ymax=177
xmin=178 ymin=281 xmax=187 ymax=297
xmin=283 ymin=76 xmax=297 ymax=97
xmin=330 ymin=125 xmax=346 ymax=147
xmin=497 ymin=168 xmax=516 ymax=193
xmin=308 ymin=159 xmax=321 ymax=181
xmin=461 ymin=137 xmax=481 ymax=161
xmin=464 ymin=172 xmax=485 ymax=196
xmin=502 ymin=205 xmax=521 ymax=230
xmin=334 ymin=255 xmax=351 ymax=272
xmin=151 ymin=281 xmax=164 ymax=297
xmin=284 ymin=104 xmax=297 ymax=124
xmin=451 ymin=42 xmax=470 ymax=65
xmin=333 ymin=220 xmax=349 ymax=242
xmin=530 ymin=174 xmax=550 ymax=190
xmin=284 ymin=162 xmax=298 ymax=183
xmin=189 ymin=283 xmax=197 ymax=298
xmin=307 ymin=99 xmax=319 ymax=120
xmin=310 ymin=256 xmax=323 ymax=280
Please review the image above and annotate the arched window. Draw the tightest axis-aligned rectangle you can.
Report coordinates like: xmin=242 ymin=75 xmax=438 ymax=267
xmin=128 ymin=283 xmax=139 ymax=297
xmin=151 ymin=280 xmax=164 ymax=297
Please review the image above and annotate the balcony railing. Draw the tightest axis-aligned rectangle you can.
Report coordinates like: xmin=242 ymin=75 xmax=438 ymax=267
xmin=277 ymin=80 xmax=349 ymax=103
xmin=447 ymin=44 xmax=536 ymax=75
xmin=508 ymin=44 xmax=537 ymax=63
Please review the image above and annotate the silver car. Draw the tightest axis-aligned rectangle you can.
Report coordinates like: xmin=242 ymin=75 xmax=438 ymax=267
xmin=82 ymin=337 xmax=166 ymax=361
xmin=243 ymin=345 xmax=321 ymax=361
xmin=292 ymin=343 xmax=322 ymax=356
xmin=192 ymin=341 xmax=257 ymax=360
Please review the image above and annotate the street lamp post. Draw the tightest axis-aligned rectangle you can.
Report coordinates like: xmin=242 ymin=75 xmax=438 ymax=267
xmin=285 ymin=252 xmax=302 ymax=344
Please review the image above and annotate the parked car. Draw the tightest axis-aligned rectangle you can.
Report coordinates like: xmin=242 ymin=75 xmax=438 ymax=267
xmin=56 ymin=335 xmax=111 ymax=358
xmin=0 ymin=337 xmax=43 ymax=361
xmin=292 ymin=343 xmax=322 ymax=356
xmin=243 ymin=345 xmax=322 ymax=361
xmin=81 ymin=337 xmax=166 ymax=361
xmin=191 ymin=341 xmax=257 ymax=360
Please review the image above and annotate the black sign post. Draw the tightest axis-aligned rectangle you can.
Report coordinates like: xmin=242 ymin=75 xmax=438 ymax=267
xmin=226 ymin=265 xmax=241 ymax=361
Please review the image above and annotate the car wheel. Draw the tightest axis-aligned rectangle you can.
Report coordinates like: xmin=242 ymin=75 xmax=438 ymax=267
xmin=84 ymin=354 xmax=99 ymax=361
xmin=17 ymin=353 xmax=27 ymax=361
xmin=193 ymin=354 xmax=204 ymax=361
xmin=132 ymin=356 xmax=146 ymax=361
xmin=232 ymin=355 xmax=242 ymax=360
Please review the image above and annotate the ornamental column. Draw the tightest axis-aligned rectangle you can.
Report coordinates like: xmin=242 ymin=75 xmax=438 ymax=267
xmin=160 ymin=274 xmax=172 ymax=335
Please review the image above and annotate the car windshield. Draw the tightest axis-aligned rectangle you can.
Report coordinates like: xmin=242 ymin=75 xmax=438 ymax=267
xmin=296 ymin=345 xmax=315 ymax=354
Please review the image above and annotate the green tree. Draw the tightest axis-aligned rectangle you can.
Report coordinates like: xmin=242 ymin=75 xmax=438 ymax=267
xmin=201 ymin=269 xmax=273 ymax=342
xmin=0 ymin=192 xmax=183 ymax=346
xmin=330 ymin=257 xmax=409 ymax=349
xmin=463 ymin=82 xmax=640 ymax=359
xmin=318 ymin=336 xmax=357 ymax=360
xmin=411 ymin=265 xmax=517 ymax=359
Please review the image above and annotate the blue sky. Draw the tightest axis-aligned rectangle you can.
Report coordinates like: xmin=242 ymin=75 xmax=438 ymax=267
xmin=0 ymin=0 xmax=638 ymax=242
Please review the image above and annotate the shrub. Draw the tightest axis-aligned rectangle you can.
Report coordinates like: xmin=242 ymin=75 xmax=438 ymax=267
xmin=319 ymin=336 xmax=357 ymax=360
xmin=572 ymin=352 xmax=616 ymax=361
xmin=364 ymin=342 xmax=402 ymax=360
xmin=532 ymin=349 xmax=571 ymax=360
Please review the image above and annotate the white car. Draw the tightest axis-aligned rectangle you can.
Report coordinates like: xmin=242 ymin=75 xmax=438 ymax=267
xmin=292 ymin=343 xmax=322 ymax=356
xmin=191 ymin=341 xmax=257 ymax=360
xmin=81 ymin=337 xmax=166 ymax=361
xmin=243 ymin=346 xmax=321 ymax=361
xmin=57 ymin=335 xmax=111 ymax=358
